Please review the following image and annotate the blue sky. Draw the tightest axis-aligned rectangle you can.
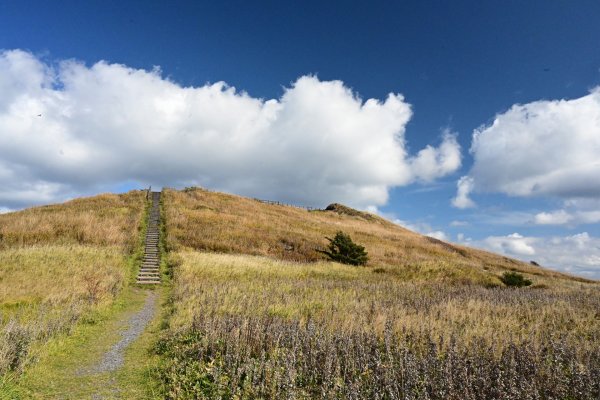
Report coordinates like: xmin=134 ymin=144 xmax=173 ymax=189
xmin=1 ymin=1 xmax=600 ymax=277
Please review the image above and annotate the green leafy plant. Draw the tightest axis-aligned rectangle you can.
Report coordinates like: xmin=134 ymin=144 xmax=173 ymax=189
xmin=320 ymin=231 xmax=368 ymax=266
xmin=500 ymin=271 xmax=532 ymax=287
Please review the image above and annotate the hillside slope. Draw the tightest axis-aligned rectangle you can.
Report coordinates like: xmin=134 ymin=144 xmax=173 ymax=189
xmin=157 ymin=187 xmax=600 ymax=398
xmin=0 ymin=191 xmax=146 ymax=384
xmin=164 ymin=187 xmax=585 ymax=286
xmin=1 ymin=189 xmax=598 ymax=398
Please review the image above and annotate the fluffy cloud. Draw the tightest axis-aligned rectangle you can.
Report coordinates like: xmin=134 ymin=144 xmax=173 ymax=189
xmin=482 ymin=233 xmax=536 ymax=256
xmin=451 ymin=176 xmax=475 ymax=208
xmin=534 ymin=209 xmax=600 ymax=226
xmin=468 ymin=232 xmax=600 ymax=278
xmin=410 ymin=130 xmax=461 ymax=182
xmin=0 ymin=49 xmax=461 ymax=209
xmin=533 ymin=210 xmax=573 ymax=225
xmin=454 ymin=88 xmax=600 ymax=207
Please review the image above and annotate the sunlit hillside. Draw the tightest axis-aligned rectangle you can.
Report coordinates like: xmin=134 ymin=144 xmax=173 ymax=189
xmin=156 ymin=187 xmax=600 ymax=398
xmin=164 ymin=187 xmax=587 ymax=287
xmin=1 ymin=189 xmax=598 ymax=399
xmin=0 ymin=191 xmax=145 ymax=381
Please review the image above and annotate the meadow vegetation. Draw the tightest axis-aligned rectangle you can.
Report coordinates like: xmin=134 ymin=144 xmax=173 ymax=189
xmin=155 ymin=188 xmax=600 ymax=398
xmin=163 ymin=187 xmax=585 ymax=285
xmin=156 ymin=252 xmax=600 ymax=398
xmin=0 ymin=191 xmax=144 ymax=252
xmin=1 ymin=186 xmax=599 ymax=398
xmin=0 ymin=191 xmax=145 ymax=384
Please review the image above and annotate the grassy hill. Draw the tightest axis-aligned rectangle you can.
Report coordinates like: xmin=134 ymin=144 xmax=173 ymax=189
xmin=1 ymin=187 xmax=599 ymax=399
xmin=0 ymin=191 xmax=146 ymax=385
xmin=164 ymin=187 xmax=584 ymax=286
xmin=157 ymin=187 xmax=600 ymax=399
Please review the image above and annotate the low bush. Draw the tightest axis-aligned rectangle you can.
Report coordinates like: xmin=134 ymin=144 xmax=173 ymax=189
xmin=320 ymin=231 xmax=368 ymax=266
xmin=500 ymin=271 xmax=532 ymax=287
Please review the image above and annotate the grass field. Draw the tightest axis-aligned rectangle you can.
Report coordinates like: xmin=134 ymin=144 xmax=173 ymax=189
xmin=154 ymin=187 xmax=600 ymax=399
xmin=0 ymin=191 xmax=146 ymax=390
xmin=156 ymin=251 xmax=600 ymax=399
xmin=1 ymin=187 xmax=599 ymax=398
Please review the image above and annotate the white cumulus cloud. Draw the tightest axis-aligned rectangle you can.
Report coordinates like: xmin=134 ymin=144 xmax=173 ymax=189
xmin=483 ymin=233 xmax=537 ymax=256
xmin=466 ymin=232 xmax=600 ymax=278
xmin=533 ymin=210 xmax=574 ymax=225
xmin=454 ymin=88 xmax=600 ymax=207
xmin=0 ymin=49 xmax=461 ymax=209
xmin=411 ymin=130 xmax=461 ymax=182
xmin=451 ymin=176 xmax=475 ymax=208
xmin=534 ymin=209 xmax=600 ymax=226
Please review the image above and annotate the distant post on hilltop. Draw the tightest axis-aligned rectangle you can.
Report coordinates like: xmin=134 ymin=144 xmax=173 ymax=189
xmin=146 ymin=186 xmax=151 ymax=201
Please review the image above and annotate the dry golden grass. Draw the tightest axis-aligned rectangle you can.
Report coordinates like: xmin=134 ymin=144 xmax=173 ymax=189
xmin=0 ymin=190 xmax=146 ymax=377
xmin=156 ymin=250 xmax=600 ymax=398
xmin=0 ymin=245 xmax=131 ymax=376
xmin=170 ymin=251 xmax=600 ymax=349
xmin=158 ymin=187 xmax=600 ymax=397
xmin=164 ymin=187 xmax=586 ymax=285
xmin=0 ymin=245 xmax=126 ymax=308
xmin=0 ymin=191 xmax=146 ymax=252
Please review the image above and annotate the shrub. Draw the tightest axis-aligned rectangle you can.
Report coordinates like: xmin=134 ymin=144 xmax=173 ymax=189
xmin=500 ymin=271 xmax=532 ymax=287
xmin=320 ymin=231 xmax=368 ymax=266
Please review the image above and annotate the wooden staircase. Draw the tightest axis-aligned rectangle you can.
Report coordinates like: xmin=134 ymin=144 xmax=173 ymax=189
xmin=137 ymin=192 xmax=161 ymax=284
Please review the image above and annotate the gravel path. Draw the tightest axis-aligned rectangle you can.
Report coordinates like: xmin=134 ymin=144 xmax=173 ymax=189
xmin=92 ymin=291 xmax=157 ymax=373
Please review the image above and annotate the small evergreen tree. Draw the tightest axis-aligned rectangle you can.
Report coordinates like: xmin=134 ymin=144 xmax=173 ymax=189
xmin=320 ymin=231 xmax=368 ymax=266
xmin=500 ymin=271 xmax=532 ymax=287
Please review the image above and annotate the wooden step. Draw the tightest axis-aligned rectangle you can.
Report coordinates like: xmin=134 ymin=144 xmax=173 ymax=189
xmin=137 ymin=275 xmax=160 ymax=280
